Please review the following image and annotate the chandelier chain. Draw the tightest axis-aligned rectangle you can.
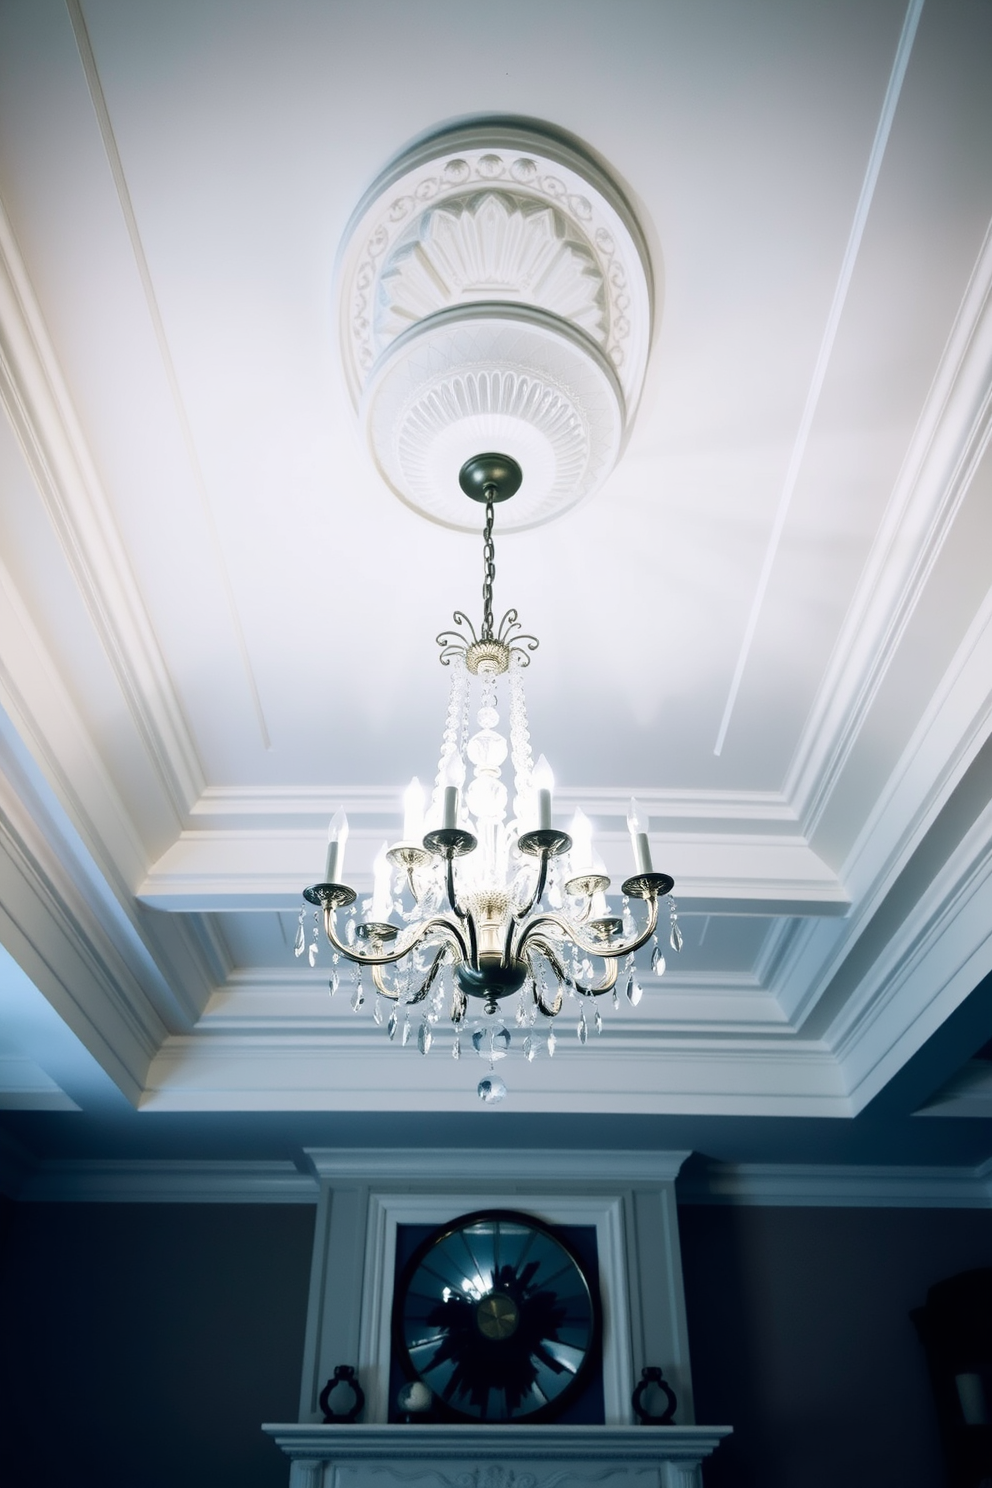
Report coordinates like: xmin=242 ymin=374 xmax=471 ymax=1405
xmin=482 ymin=491 xmax=496 ymax=640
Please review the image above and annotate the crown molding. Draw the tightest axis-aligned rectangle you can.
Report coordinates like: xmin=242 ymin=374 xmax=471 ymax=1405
xmin=17 ymin=1158 xmax=317 ymax=1204
xmin=137 ymin=825 xmax=845 ymax=916
xmin=303 ymin=1147 xmax=691 ymax=1185
xmin=8 ymin=1148 xmax=992 ymax=1208
xmin=0 ymin=564 xmax=220 ymax=1029
xmin=140 ymin=1030 xmax=848 ymax=1116
xmin=680 ymin=1159 xmax=992 ymax=1209
xmin=188 ymin=784 xmax=799 ymax=830
xmin=0 ymin=197 xmax=204 ymax=822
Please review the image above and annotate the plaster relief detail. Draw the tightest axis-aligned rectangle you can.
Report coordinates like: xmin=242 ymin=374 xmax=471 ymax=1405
xmin=376 ymin=193 xmax=607 ymax=349
xmin=337 ymin=121 xmax=653 ymax=530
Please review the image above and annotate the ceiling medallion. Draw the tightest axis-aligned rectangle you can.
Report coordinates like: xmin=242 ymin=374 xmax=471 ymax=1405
xmin=337 ymin=121 xmax=654 ymax=530
xmin=301 ymin=453 xmax=681 ymax=1102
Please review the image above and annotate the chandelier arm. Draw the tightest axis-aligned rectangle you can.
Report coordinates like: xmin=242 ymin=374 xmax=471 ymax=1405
xmin=524 ymin=946 xmax=565 ymax=1016
xmin=439 ymin=860 xmax=481 ymax=968
xmin=516 ymin=898 xmax=661 ymax=964
xmin=370 ymin=963 xmax=401 ymax=1001
xmin=538 ymin=941 xmax=619 ymax=998
xmin=506 ymin=856 xmax=550 ymax=955
xmin=322 ymin=908 xmax=468 ymax=968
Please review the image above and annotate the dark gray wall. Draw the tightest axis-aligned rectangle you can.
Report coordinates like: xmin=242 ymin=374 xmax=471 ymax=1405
xmin=0 ymin=1201 xmax=315 ymax=1488
xmin=4 ymin=1197 xmax=992 ymax=1487
xmin=679 ymin=1203 xmax=992 ymax=1488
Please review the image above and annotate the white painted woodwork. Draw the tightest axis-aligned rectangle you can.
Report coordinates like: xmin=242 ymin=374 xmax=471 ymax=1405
xmin=262 ymin=1425 xmax=732 ymax=1488
xmin=0 ymin=0 xmax=989 ymax=1123
xmin=298 ymin=1150 xmax=694 ymax=1429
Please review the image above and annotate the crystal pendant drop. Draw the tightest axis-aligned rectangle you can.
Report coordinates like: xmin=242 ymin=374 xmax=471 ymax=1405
xmin=670 ymin=922 xmax=683 ymax=952
xmin=523 ymin=1035 xmax=536 ymax=1061
xmin=651 ymin=942 xmax=666 ymax=977
xmin=452 ymin=1031 xmax=461 ymax=1060
xmin=471 ymin=1028 xmax=486 ymax=1058
xmin=547 ymin=1027 xmax=557 ymax=1058
xmin=387 ymin=1008 xmax=398 ymax=1040
xmin=372 ymin=994 xmax=383 ymax=1026
xmin=401 ymin=1017 xmax=412 ymax=1047
xmin=612 ymin=985 xmax=620 ymax=1011
xmin=478 ymin=1075 xmax=507 ymax=1104
xmin=625 ymin=970 xmax=643 ymax=1006
xmin=351 ymin=979 xmax=365 ymax=1012
xmin=594 ymin=1006 xmax=603 ymax=1035
xmin=328 ymin=970 xmax=340 ymax=996
xmin=308 ymin=939 xmax=319 ymax=968
xmin=491 ymin=1025 xmax=511 ymax=1060
xmin=577 ymin=1010 xmax=588 ymax=1045
xmin=418 ymin=1020 xmax=432 ymax=1055
xmin=294 ymin=912 xmax=306 ymax=958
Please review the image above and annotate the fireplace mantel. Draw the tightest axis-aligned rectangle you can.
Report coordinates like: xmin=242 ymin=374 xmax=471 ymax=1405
xmin=263 ymin=1423 xmax=732 ymax=1488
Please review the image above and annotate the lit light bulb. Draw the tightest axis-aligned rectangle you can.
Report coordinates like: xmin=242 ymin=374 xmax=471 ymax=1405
xmin=627 ymin=796 xmax=653 ymax=874
xmin=533 ymin=754 xmax=554 ymax=831
xmin=324 ymin=808 xmax=349 ymax=883
xmin=402 ymin=777 xmax=424 ymax=844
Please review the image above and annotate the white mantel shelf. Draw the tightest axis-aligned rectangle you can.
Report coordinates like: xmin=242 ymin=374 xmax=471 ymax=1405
xmin=263 ymin=1424 xmax=733 ymax=1488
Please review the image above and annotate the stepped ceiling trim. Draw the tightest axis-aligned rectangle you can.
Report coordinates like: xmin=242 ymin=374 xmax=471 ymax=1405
xmin=787 ymin=213 xmax=992 ymax=832
xmin=0 ymin=204 xmax=204 ymax=822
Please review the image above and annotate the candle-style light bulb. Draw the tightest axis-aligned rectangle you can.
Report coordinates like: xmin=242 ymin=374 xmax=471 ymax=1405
xmin=569 ymin=807 xmax=593 ymax=873
xmin=370 ymin=842 xmax=392 ymax=923
xmin=324 ymin=808 xmax=349 ymax=883
xmin=626 ymin=796 xmax=653 ymax=875
xmin=442 ymin=752 xmax=465 ymax=829
xmin=533 ymin=754 xmax=554 ymax=831
xmin=402 ymin=776 xmax=425 ymax=844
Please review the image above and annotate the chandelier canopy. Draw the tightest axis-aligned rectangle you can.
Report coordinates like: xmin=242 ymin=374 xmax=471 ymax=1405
xmin=301 ymin=453 xmax=679 ymax=1102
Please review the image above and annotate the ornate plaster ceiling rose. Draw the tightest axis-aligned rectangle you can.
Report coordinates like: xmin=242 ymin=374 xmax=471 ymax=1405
xmin=337 ymin=122 xmax=653 ymax=530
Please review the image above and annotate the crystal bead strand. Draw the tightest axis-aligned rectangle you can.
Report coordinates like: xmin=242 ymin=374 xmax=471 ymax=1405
xmin=433 ymin=653 xmax=470 ymax=816
xmin=507 ymin=658 xmax=535 ymax=820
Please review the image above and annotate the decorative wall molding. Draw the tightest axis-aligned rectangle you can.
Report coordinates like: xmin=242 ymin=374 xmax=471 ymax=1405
xmin=14 ymin=1158 xmax=316 ymax=1203
xmin=0 ymin=197 xmax=204 ymax=821
xmin=680 ymin=1159 xmax=992 ymax=1209
xmin=8 ymin=1150 xmax=992 ymax=1210
xmin=303 ymin=1148 xmax=691 ymax=1185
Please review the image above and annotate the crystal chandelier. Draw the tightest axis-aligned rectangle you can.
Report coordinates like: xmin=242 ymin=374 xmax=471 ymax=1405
xmin=300 ymin=454 xmax=680 ymax=1102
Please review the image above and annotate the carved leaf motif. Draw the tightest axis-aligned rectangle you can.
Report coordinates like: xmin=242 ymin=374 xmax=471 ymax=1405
xmin=377 ymin=193 xmax=606 ymax=348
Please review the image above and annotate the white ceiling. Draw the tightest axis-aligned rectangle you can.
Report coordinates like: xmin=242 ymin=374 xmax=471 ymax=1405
xmin=1 ymin=0 xmax=992 ymax=1136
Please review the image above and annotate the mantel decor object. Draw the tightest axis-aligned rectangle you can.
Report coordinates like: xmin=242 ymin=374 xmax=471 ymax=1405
xmin=319 ymin=1366 xmax=365 ymax=1424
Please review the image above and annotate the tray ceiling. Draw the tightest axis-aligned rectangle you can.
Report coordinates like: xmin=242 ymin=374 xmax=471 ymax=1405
xmin=1 ymin=0 xmax=992 ymax=1145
